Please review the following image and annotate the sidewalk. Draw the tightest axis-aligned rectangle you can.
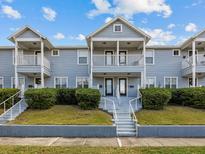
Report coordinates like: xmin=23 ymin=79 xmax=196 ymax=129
xmin=0 ymin=137 xmax=205 ymax=147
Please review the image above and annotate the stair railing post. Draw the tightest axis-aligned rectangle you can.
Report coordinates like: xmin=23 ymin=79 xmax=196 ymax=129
xmin=19 ymin=101 xmax=21 ymax=113
xmin=3 ymin=102 xmax=6 ymax=113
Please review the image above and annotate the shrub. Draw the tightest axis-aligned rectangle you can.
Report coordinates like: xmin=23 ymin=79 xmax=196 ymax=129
xmin=25 ymin=88 xmax=57 ymax=109
xmin=170 ymin=87 xmax=205 ymax=109
xmin=56 ymin=88 xmax=77 ymax=105
xmin=140 ymin=88 xmax=172 ymax=110
xmin=0 ymin=88 xmax=20 ymax=108
xmin=76 ymin=88 xmax=101 ymax=110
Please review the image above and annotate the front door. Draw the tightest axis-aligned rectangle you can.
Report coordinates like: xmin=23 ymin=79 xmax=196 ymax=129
xmin=105 ymin=78 xmax=113 ymax=96
xmin=105 ymin=51 xmax=114 ymax=66
xmin=119 ymin=78 xmax=127 ymax=96
xmin=35 ymin=51 xmax=41 ymax=65
xmin=119 ymin=51 xmax=127 ymax=65
xmin=34 ymin=77 xmax=41 ymax=88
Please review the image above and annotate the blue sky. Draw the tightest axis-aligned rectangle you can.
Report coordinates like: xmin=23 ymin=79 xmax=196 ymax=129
xmin=0 ymin=0 xmax=205 ymax=46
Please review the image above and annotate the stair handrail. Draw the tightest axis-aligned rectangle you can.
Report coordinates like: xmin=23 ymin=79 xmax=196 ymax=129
xmin=0 ymin=90 xmax=21 ymax=113
xmin=128 ymin=100 xmax=138 ymax=123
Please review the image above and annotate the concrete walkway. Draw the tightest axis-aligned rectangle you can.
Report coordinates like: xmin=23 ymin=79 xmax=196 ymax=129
xmin=0 ymin=137 xmax=205 ymax=147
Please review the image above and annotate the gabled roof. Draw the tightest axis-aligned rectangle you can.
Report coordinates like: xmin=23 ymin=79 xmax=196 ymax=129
xmin=181 ymin=28 xmax=205 ymax=49
xmin=87 ymin=16 xmax=151 ymax=42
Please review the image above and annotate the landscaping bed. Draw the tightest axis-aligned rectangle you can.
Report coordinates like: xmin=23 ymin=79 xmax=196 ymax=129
xmin=9 ymin=105 xmax=112 ymax=125
xmin=136 ymin=105 xmax=205 ymax=125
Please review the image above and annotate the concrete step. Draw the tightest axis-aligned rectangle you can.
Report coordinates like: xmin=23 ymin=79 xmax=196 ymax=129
xmin=117 ymin=125 xmax=135 ymax=128
xmin=117 ymin=131 xmax=136 ymax=137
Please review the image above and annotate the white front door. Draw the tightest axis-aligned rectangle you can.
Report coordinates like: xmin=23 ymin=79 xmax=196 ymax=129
xmin=35 ymin=51 xmax=41 ymax=65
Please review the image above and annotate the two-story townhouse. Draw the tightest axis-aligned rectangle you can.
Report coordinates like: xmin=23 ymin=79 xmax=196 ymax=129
xmin=1 ymin=16 xmax=205 ymax=99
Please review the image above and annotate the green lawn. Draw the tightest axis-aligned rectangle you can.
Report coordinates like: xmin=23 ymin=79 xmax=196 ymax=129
xmin=10 ymin=105 xmax=112 ymax=125
xmin=0 ymin=109 xmax=4 ymax=115
xmin=0 ymin=146 xmax=204 ymax=154
xmin=136 ymin=106 xmax=205 ymax=125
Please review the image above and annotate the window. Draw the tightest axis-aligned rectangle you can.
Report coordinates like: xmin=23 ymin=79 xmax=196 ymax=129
xmin=54 ymin=77 xmax=68 ymax=88
xmin=113 ymin=24 xmax=122 ymax=32
xmin=146 ymin=77 xmax=156 ymax=88
xmin=0 ymin=77 xmax=4 ymax=88
xmin=77 ymin=50 xmax=88 ymax=65
xmin=52 ymin=50 xmax=59 ymax=56
xmin=76 ymin=77 xmax=89 ymax=88
xmin=188 ymin=77 xmax=198 ymax=87
xmin=146 ymin=50 xmax=154 ymax=65
xmin=164 ymin=77 xmax=178 ymax=88
xmin=11 ymin=77 xmax=25 ymax=88
xmin=173 ymin=49 xmax=180 ymax=56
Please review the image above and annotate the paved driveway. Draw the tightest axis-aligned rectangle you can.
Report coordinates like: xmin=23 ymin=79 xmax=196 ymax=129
xmin=0 ymin=137 xmax=205 ymax=147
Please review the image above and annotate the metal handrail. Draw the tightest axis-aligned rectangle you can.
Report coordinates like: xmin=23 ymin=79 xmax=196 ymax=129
xmin=129 ymin=99 xmax=138 ymax=123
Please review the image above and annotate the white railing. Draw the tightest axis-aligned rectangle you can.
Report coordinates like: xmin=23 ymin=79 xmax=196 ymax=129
xmin=93 ymin=54 xmax=144 ymax=66
xmin=182 ymin=55 xmax=205 ymax=69
xmin=0 ymin=91 xmax=22 ymax=120
xmin=17 ymin=55 xmax=50 ymax=68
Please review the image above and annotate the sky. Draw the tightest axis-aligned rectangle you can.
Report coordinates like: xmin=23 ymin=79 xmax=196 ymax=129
xmin=0 ymin=0 xmax=205 ymax=46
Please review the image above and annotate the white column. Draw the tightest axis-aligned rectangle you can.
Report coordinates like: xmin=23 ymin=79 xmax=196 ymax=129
xmin=41 ymin=40 xmax=44 ymax=88
xmin=14 ymin=40 xmax=19 ymax=88
xmin=90 ymin=40 xmax=93 ymax=87
xmin=143 ymin=40 xmax=146 ymax=88
xmin=192 ymin=41 xmax=196 ymax=87
xmin=116 ymin=40 xmax=119 ymax=66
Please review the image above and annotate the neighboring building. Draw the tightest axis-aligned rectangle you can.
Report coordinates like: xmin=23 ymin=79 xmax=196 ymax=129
xmin=1 ymin=16 xmax=205 ymax=98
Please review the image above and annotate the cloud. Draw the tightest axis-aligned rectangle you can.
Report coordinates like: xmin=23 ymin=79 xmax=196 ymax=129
xmin=53 ymin=33 xmax=65 ymax=40
xmin=42 ymin=7 xmax=57 ymax=21
xmin=70 ymin=34 xmax=85 ymax=41
xmin=9 ymin=27 xmax=19 ymax=31
xmin=105 ymin=17 xmax=112 ymax=23
xmin=185 ymin=23 xmax=197 ymax=32
xmin=142 ymin=28 xmax=176 ymax=45
xmin=88 ymin=0 xmax=172 ymax=19
xmin=1 ymin=5 xmax=21 ymax=19
xmin=3 ymin=0 xmax=13 ymax=3
xmin=167 ymin=23 xmax=176 ymax=29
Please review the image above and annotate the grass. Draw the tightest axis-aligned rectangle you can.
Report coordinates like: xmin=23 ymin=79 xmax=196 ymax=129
xmin=0 ymin=146 xmax=204 ymax=154
xmin=10 ymin=105 xmax=112 ymax=125
xmin=0 ymin=109 xmax=4 ymax=114
xmin=136 ymin=105 xmax=205 ymax=125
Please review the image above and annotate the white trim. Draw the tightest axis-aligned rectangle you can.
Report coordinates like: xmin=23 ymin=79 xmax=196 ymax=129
xmin=54 ymin=76 xmax=68 ymax=88
xmin=11 ymin=77 xmax=25 ymax=88
xmin=164 ymin=76 xmax=178 ymax=88
xmin=51 ymin=49 xmax=60 ymax=56
xmin=77 ymin=50 xmax=89 ymax=65
xmin=0 ymin=77 xmax=4 ymax=88
xmin=113 ymin=24 xmax=122 ymax=32
xmin=172 ymin=49 xmax=181 ymax=56
xmin=146 ymin=76 xmax=156 ymax=88
xmin=146 ymin=49 xmax=155 ymax=65
xmin=195 ymin=38 xmax=205 ymax=42
xmin=188 ymin=77 xmax=199 ymax=87
xmin=76 ymin=76 xmax=89 ymax=88
xmin=92 ymin=37 xmax=145 ymax=42
xmin=104 ymin=77 xmax=114 ymax=96
xmin=15 ymin=38 xmax=41 ymax=42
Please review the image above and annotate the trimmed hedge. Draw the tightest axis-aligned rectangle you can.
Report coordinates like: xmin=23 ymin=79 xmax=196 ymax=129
xmin=170 ymin=87 xmax=205 ymax=109
xmin=76 ymin=88 xmax=101 ymax=110
xmin=56 ymin=88 xmax=77 ymax=105
xmin=0 ymin=88 xmax=20 ymax=108
xmin=140 ymin=88 xmax=172 ymax=110
xmin=25 ymin=88 xmax=57 ymax=109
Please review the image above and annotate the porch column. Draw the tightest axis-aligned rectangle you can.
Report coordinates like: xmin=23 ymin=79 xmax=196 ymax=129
xmin=90 ymin=40 xmax=93 ymax=87
xmin=14 ymin=40 xmax=19 ymax=88
xmin=41 ymin=40 xmax=44 ymax=88
xmin=143 ymin=40 xmax=146 ymax=88
xmin=116 ymin=40 xmax=119 ymax=66
xmin=192 ymin=41 xmax=196 ymax=87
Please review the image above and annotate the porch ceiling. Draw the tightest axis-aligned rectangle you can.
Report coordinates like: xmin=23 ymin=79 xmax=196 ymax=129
xmin=93 ymin=72 xmax=141 ymax=77
xmin=93 ymin=41 xmax=143 ymax=48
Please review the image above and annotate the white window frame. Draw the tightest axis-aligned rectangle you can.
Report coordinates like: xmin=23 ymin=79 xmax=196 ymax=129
xmin=172 ymin=49 xmax=181 ymax=56
xmin=0 ymin=77 xmax=4 ymax=88
xmin=113 ymin=24 xmax=122 ymax=32
xmin=54 ymin=77 xmax=68 ymax=88
xmin=188 ymin=77 xmax=198 ymax=87
xmin=164 ymin=76 xmax=178 ymax=88
xmin=76 ymin=76 xmax=89 ymax=88
xmin=51 ymin=50 xmax=60 ymax=56
xmin=146 ymin=76 xmax=156 ymax=88
xmin=77 ymin=50 xmax=88 ymax=65
xmin=11 ymin=77 xmax=25 ymax=88
xmin=146 ymin=50 xmax=155 ymax=65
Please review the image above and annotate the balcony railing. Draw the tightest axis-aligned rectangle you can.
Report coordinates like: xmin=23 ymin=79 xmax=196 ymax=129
xmin=17 ymin=55 xmax=50 ymax=69
xmin=93 ymin=54 xmax=144 ymax=66
xmin=182 ymin=54 xmax=205 ymax=69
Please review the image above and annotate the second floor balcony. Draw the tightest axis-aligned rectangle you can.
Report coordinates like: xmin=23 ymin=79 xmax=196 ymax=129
xmin=93 ymin=54 xmax=144 ymax=73
xmin=16 ymin=55 xmax=51 ymax=76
